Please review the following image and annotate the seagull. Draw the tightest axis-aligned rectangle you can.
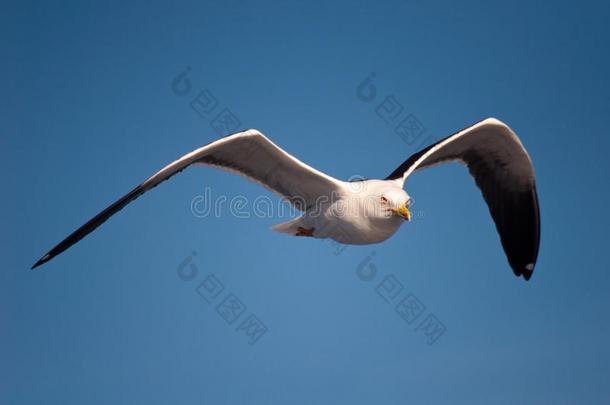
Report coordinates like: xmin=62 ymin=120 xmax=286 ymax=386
xmin=32 ymin=118 xmax=540 ymax=280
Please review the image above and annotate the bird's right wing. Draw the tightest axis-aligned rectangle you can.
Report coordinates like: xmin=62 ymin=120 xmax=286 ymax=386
xmin=32 ymin=130 xmax=343 ymax=269
xmin=386 ymin=118 xmax=540 ymax=280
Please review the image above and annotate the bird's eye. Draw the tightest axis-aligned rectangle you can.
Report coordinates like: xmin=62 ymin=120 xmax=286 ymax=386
xmin=380 ymin=196 xmax=388 ymax=204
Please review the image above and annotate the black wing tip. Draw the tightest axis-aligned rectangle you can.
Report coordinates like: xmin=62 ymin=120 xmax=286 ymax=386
xmin=31 ymin=253 xmax=52 ymax=270
xmin=514 ymin=262 xmax=535 ymax=281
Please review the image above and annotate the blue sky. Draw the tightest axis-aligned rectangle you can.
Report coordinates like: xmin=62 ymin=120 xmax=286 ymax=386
xmin=2 ymin=0 xmax=610 ymax=403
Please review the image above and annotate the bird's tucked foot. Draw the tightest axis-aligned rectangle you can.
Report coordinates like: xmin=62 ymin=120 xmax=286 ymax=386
xmin=295 ymin=227 xmax=315 ymax=237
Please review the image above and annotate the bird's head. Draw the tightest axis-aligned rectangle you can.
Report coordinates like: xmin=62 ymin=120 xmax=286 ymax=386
xmin=379 ymin=189 xmax=412 ymax=221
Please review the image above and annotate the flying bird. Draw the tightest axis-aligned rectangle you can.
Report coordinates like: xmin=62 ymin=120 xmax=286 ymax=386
xmin=32 ymin=118 xmax=540 ymax=279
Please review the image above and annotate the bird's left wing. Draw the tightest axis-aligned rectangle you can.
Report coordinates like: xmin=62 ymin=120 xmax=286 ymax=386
xmin=386 ymin=118 xmax=540 ymax=280
xmin=32 ymin=129 xmax=343 ymax=269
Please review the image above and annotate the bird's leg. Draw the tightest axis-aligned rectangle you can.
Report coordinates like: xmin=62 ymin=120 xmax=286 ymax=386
xmin=296 ymin=227 xmax=315 ymax=237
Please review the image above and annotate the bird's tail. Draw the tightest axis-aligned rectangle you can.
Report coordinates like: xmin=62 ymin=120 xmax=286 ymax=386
xmin=272 ymin=217 xmax=305 ymax=235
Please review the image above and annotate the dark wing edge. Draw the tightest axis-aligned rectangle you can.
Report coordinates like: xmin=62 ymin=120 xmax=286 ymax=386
xmin=386 ymin=118 xmax=540 ymax=280
xmin=32 ymin=129 xmax=341 ymax=269
xmin=31 ymin=134 xmax=226 ymax=270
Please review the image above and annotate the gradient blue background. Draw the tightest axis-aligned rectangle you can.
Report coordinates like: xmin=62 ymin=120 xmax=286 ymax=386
xmin=3 ymin=1 xmax=610 ymax=403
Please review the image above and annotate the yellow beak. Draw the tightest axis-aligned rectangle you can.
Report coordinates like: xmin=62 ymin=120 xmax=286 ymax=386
xmin=392 ymin=204 xmax=411 ymax=221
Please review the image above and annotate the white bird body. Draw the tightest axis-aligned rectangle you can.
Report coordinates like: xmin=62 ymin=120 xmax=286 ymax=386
xmin=32 ymin=118 xmax=540 ymax=280
xmin=274 ymin=179 xmax=409 ymax=244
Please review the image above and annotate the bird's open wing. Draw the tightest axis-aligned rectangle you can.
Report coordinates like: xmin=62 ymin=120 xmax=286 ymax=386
xmin=386 ymin=118 xmax=540 ymax=280
xmin=32 ymin=129 xmax=342 ymax=269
